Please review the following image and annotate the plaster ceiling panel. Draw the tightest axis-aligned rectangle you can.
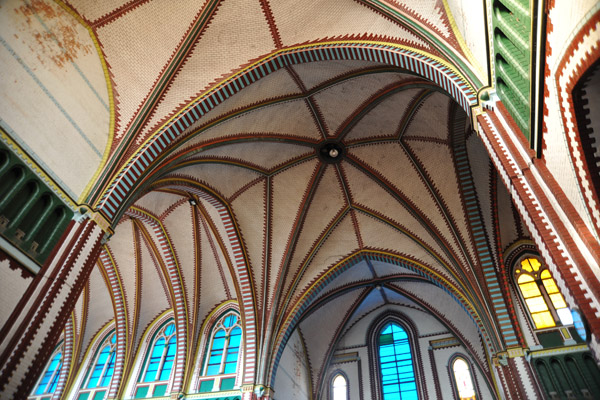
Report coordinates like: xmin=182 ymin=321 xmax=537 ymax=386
xmin=268 ymin=0 xmax=430 ymax=49
xmin=268 ymin=158 xmax=321 ymax=298
xmin=390 ymin=280 xmax=487 ymax=366
xmin=190 ymin=141 xmax=315 ymax=173
xmin=392 ymin=0 xmax=451 ymax=38
xmin=105 ymin=219 xmax=136 ymax=329
xmin=340 ymin=159 xmax=456 ymax=269
xmin=162 ymin=202 xmax=195 ymax=322
xmin=344 ymin=288 xmax=385 ymax=329
xmin=402 ymin=139 xmax=476 ymax=267
xmin=139 ymin=0 xmax=277 ymax=141
xmin=72 ymin=286 xmax=87 ymax=363
xmin=291 ymin=213 xmax=360 ymax=302
xmin=311 ymin=72 xmax=407 ymax=136
xmin=164 ymin=69 xmax=302 ymax=145
xmin=344 ymin=88 xmax=421 ymax=143
xmin=380 ymin=286 xmax=421 ymax=308
xmin=181 ymin=99 xmax=323 ymax=148
xmin=310 ymin=259 xmax=375 ymax=300
xmin=134 ymin=231 xmax=172 ymax=348
xmin=80 ymin=266 xmax=113 ymax=363
xmin=298 ymin=287 xmax=366 ymax=389
xmin=173 ymin=162 xmax=262 ymax=200
xmin=133 ymin=191 xmax=185 ymax=222
xmin=95 ymin=0 xmax=205 ymax=141
xmin=197 ymin=220 xmax=234 ymax=328
xmin=401 ymin=91 xmax=451 ymax=141
xmin=230 ymin=179 xmax=266 ymax=311
xmin=354 ymin=210 xmax=450 ymax=279
xmin=371 ymin=260 xmax=421 ymax=278
xmin=288 ymin=60 xmax=384 ymax=91
xmin=66 ymin=0 xmax=135 ymax=23
xmin=285 ymin=164 xmax=349 ymax=291
xmin=497 ymin=176 xmax=521 ymax=252
xmin=195 ymin=195 xmax=236 ymax=270
xmin=466 ymin=134 xmax=496 ymax=264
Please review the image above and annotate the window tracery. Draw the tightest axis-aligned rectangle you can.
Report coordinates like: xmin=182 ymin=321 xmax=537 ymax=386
xmin=134 ymin=320 xmax=177 ymax=398
xmin=197 ymin=310 xmax=242 ymax=393
xmin=514 ymin=256 xmax=572 ymax=329
xmin=77 ymin=331 xmax=116 ymax=400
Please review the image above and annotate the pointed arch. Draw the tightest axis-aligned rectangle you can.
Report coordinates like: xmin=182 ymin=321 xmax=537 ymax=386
xmin=97 ymin=246 xmax=129 ymax=398
xmin=94 ymin=42 xmax=477 ymax=223
xmin=124 ymin=207 xmax=189 ymax=393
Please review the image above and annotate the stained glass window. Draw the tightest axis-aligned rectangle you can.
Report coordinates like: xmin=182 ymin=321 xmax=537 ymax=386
xmin=515 ymin=257 xmax=572 ymax=329
xmin=33 ymin=349 xmax=63 ymax=395
xmin=452 ymin=358 xmax=476 ymax=400
xmin=332 ymin=374 xmax=347 ymax=400
xmin=142 ymin=322 xmax=177 ymax=383
xmin=198 ymin=311 xmax=243 ymax=392
xmin=85 ymin=333 xmax=116 ymax=389
xmin=378 ymin=322 xmax=418 ymax=400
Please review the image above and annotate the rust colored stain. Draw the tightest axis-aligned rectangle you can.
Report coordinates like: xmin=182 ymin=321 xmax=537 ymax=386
xmin=14 ymin=0 xmax=92 ymax=69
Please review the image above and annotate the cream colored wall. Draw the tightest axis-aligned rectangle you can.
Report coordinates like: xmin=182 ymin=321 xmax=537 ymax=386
xmin=445 ymin=0 xmax=489 ymax=84
xmin=0 ymin=258 xmax=33 ymax=329
xmin=543 ymin=0 xmax=600 ymax=240
xmin=0 ymin=0 xmax=110 ymax=200
xmin=273 ymin=329 xmax=311 ymax=400
xmin=324 ymin=304 xmax=494 ymax=400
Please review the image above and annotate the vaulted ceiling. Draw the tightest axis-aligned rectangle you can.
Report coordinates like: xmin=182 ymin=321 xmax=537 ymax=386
xmin=18 ymin=0 xmax=527 ymax=394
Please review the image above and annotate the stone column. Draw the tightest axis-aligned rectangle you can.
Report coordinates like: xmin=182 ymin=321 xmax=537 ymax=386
xmin=0 ymin=214 xmax=109 ymax=399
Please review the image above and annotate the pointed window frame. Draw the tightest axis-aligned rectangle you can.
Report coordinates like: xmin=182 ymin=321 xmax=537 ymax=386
xmin=133 ymin=319 xmax=177 ymax=399
xmin=76 ymin=329 xmax=117 ymax=400
xmin=28 ymin=342 xmax=64 ymax=400
xmin=448 ymin=354 xmax=479 ymax=400
xmin=329 ymin=370 xmax=349 ymax=400
xmin=368 ymin=313 xmax=423 ymax=400
xmin=513 ymin=255 xmax=572 ymax=330
xmin=196 ymin=308 xmax=243 ymax=393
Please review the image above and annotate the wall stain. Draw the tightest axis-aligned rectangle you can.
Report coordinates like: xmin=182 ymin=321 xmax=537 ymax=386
xmin=14 ymin=0 xmax=92 ymax=69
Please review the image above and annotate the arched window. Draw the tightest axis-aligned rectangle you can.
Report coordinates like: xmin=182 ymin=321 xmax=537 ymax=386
xmin=451 ymin=357 xmax=477 ymax=400
xmin=515 ymin=257 xmax=572 ymax=329
xmin=78 ymin=331 xmax=116 ymax=400
xmin=197 ymin=311 xmax=242 ymax=393
xmin=29 ymin=345 xmax=63 ymax=399
xmin=331 ymin=373 xmax=348 ymax=400
xmin=378 ymin=322 xmax=418 ymax=400
xmin=135 ymin=321 xmax=177 ymax=398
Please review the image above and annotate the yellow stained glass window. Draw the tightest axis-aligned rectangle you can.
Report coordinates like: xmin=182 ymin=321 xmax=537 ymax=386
xmin=521 ymin=257 xmax=541 ymax=273
xmin=525 ymin=297 xmax=549 ymax=313
xmin=549 ymin=293 xmax=567 ymax=309
xmin=518 ymin=281 xmax=541 ymax=298
xmin=532 ymin=311 xmax=555 ymax=329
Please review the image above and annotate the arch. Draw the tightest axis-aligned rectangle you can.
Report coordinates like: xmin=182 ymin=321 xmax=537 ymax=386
xmin=97 ymin=247 xmax=128 ymax=399
xmin=94 ymin=42 xmax=477 ymax=223
xmin=144 ymin=180 xmax=258 ymax=386
xmin=329 ymin=370 xmax=349 ymax=400
xmin=448 ymin=354 xmax=479 ymax=400
xmin=367 ymin=312 xmax=423 ymax=400
xmin=269 ymin=250 xmax=498 ymax=388
xmin=124 ymin=207 xmax=188 ymax=393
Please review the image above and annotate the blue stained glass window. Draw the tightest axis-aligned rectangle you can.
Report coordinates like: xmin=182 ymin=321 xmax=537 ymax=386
xmin=85 ymin=333 xmax=116 ymax=389
xmin=35 ymin=351 xmax=63 ymax=395
xmin=378 ymin=322 xmax=418 ymax=400
xmin=203 ymin=312 xmax=242 ymax=377
xmin=141 ymin=322 xmax=176 ymax=384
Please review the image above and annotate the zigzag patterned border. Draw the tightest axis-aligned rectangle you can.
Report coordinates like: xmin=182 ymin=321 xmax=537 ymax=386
xmin=96 ymin=42 xmax=477 ymax=221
